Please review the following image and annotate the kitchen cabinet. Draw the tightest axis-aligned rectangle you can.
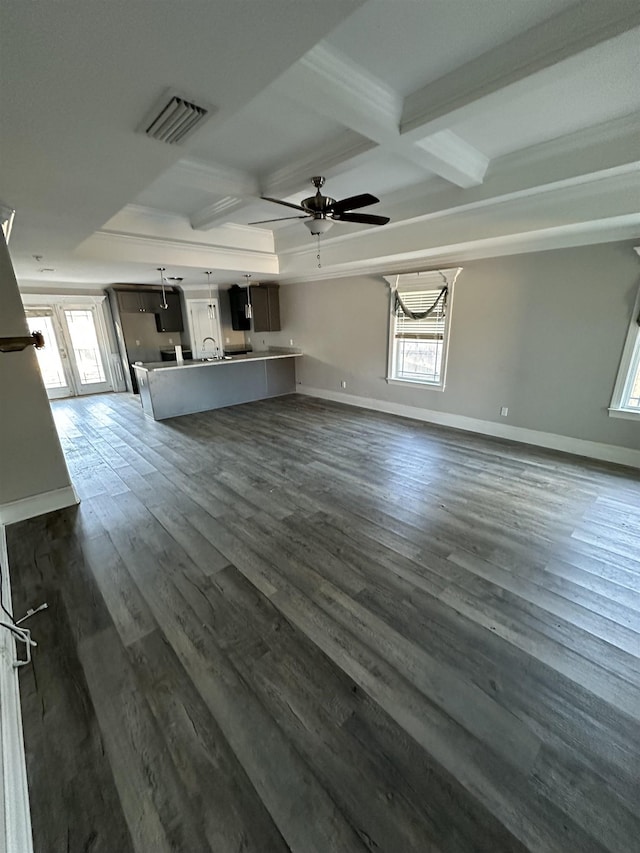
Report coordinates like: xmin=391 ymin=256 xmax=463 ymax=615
xmin=155 ymin=291 xmax=183 ymax=332
xmin=228 ymin=283 xmax=280 ymax=332
xmin=250 ymin=284 xmax=280 ymax=332
xmin=108 ymin=285 xmax=185 ymax=393
xmin=228 ymin=284 xmax=250 ymax=331
xmin=116 ymin=288 xmax=159 ymax=314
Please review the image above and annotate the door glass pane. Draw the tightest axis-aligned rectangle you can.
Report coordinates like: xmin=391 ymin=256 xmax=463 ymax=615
xmin=64 ymin=309 xmax=106 ymax=384
xmin=26 ymin=315 xmax=67 ymax=389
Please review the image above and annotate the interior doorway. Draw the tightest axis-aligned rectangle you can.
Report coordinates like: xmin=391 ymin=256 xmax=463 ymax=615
xmin=187 ymin=298 xmax=224 ymax=360
xmin=24 ymin=300 xmax=116 ymax=399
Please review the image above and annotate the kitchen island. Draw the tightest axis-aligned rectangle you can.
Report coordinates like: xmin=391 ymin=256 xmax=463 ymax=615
xmin=132 ymin=351 xmax=301 ymax=420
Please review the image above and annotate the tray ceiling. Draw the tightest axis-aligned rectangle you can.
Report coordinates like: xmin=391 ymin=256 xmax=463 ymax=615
xmin=1 ymin=0 xmax=639 ymax=289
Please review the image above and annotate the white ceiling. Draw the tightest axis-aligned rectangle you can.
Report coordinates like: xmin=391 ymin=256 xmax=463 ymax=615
xmin=1 ymin=0 xmax=639 ymax=290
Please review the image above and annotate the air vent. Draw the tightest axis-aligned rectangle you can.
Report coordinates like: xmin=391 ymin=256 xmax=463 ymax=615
xmin=139 ymin=89 xmax=216 ymax=145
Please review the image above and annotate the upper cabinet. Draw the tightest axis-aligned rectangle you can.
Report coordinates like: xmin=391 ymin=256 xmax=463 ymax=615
xmin=250 ymin=284 xmax=280 ymax=332
xmin=112 ymin=287 xmax=184 ymax=332
xmin=228 ymin=284 xmax=251 ymax=331
xmin=155 ymin=292 xmax=183 ymax=332
xmin=227 ymin=283 xmax=281 ymax=332
xmin=116 ymin=289 xmax=156 ymax=314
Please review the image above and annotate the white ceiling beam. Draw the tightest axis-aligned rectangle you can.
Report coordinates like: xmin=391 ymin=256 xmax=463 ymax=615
xmin=190 ymin=197 xmax=247 ymax=230
xmin=273 ymin=41 xmax=487 ymax=189
xmin=275 ymin=42 xmax=403 ymax=143
xmin=410 ymin=131 xmax=489 ymax=188
xmin=401 ymin=0 xmax=640 ymax=136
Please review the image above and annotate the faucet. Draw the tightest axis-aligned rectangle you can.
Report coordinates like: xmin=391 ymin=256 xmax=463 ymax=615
xmin=201 ymin=336 xmax=220 ymax=359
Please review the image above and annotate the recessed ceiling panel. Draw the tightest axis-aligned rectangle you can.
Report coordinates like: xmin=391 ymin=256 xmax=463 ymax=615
xmin=135 ymin=181 xmax=217 ymax=218
xmin=188 ymin=89 xmax=348 ymax=175
xmin=450 ymin=28 xmax=640 ymax=159
xmin=326 ymin=0 xmax=576 ymax=95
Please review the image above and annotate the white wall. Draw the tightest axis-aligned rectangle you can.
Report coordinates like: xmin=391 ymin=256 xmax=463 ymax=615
xmin=0 ymin=237 xmax=76 ymax=522
xmin=262 ymin=242 xmax=640 ymax=454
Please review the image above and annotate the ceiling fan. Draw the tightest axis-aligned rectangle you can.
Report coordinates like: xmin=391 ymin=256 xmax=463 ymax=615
xmin=249 ymin=176 xmax=390 ymax=235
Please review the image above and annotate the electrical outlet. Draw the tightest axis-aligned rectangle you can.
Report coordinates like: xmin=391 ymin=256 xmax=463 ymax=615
xmin=225 ymin=337 xmax=230 ymax=344
xmin=289 ymin=339 xmax=294 ymax=346
xmin=135 ymin=339 xmax=141 ymax=346
xmin=341 ymin=380 xmax=347 ymax=389
xmin=500 ymin=406 xmax=509 ymax=417
xmin=168 ymin=338 xmax=173 ymax=344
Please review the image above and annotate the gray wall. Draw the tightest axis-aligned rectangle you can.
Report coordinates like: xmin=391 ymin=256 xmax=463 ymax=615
xmin=262 ymin=242 xmax=640 ymax=451
xmin=0 ymin=237 xmax=73 ymax=506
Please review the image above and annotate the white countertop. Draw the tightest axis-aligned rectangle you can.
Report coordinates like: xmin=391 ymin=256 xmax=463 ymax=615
xmin=132 ymin=351 xmax=302 ymax=373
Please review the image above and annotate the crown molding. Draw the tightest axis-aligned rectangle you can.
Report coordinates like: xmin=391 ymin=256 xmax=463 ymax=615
xmin=80 ymin=230 xmax=279 ymax=274
xmin=278 ymin=215 xmax=640 ymax=284
xmin=401 ymin=1 xmax=640 ymax=137
xmin=276 ymin=162 xmax=640 ymax=257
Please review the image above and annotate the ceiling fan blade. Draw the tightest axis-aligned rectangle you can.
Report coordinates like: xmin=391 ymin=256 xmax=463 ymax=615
xmin=261 ymin=196 xmax=306 ymax=212
xmin=248 ymin=215 xmax=309 ymax=224
xmin=327 ymin=193 xmax=379 ymax=214
xmin=334 ymin=212 xmax=390 ymax=226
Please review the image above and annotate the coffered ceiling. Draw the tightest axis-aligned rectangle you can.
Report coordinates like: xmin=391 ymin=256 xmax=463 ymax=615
xmin=1 ymin=0 xmax=639 ymax=290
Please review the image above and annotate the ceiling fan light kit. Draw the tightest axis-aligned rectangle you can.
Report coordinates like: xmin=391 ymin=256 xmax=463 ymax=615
xmin=303 ymin=218 xmax=333 ymax=235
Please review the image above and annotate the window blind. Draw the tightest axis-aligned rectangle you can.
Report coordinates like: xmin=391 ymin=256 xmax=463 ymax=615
xmin=395 ymin=287 xmax=447 ymax=340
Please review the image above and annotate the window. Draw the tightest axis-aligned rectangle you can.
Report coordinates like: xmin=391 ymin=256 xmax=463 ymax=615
xmin=386 ymin=269 xmax=460 ymax=389
xmin=609 ymin=288 xmax=640 ymax=419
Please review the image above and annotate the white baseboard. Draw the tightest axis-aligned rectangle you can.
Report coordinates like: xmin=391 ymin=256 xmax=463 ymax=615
xmin=297 ymin=386 xmax=640 ymax=469
xmin=0 ymin=485 xmax=79 ymax=527
xmin=0 ymin=526 xmax=34 ymax=853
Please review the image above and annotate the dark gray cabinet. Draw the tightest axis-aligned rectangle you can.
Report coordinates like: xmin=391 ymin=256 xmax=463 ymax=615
xmin=228 ymin=285 xmax=250 ymax=331
xmin=116 ymin=289 xmax=158 ymax=314
xmin=108 ymin=285 xmax=185 ymax=393
xmin=227 ymin=283 xmax=280 ymax=332
xmin=250 ymin=284 xmax=280 ymax=332
xmin=155 ymin=292 xmax=183 ymax=332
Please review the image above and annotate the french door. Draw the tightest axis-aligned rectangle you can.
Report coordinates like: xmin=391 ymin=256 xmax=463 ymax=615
xmin=25 ymin=303 xmax=113 ymax=398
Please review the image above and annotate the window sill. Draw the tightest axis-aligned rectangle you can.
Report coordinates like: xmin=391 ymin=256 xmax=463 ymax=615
xmin=386 ymin=377 xmax=445 ymax=391
xmin=608 ymin=407 xmax=640 ymax=420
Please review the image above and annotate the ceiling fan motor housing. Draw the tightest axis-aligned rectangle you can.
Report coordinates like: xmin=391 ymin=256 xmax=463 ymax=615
xmin=302 ymin=194 xmax=336 ymax=216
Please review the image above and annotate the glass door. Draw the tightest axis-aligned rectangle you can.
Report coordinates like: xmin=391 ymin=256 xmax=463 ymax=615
xmin=25 ymin=303 xmax=113 ymax=398
xmin=62 ymin=307 xmax=111 ymax=395
xmin=25 ymin=309 xmax=74 ymax=398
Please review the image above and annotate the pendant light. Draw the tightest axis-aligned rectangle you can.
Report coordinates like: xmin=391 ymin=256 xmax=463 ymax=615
xmin=157 ymin=267 xmax=168 ymax=309
xmin=204 ymin=271 xmax=214 ymax=319
xmin=243 ymin=274 xmax=253 ymax=320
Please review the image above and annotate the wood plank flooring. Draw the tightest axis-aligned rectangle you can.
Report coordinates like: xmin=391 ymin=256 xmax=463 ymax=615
xmin=6 ymin=392 xmax=640 ymax=853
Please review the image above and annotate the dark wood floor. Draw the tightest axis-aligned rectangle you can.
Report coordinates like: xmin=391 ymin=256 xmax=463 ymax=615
xmin=7 ymin=392 xmax=640 ymax=853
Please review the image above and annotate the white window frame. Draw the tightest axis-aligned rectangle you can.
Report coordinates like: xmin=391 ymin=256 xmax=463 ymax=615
xmin=385 ymin=268 xmax=460 ymax=391
xmin=609 ymin=283 xmax=640 ymax=420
